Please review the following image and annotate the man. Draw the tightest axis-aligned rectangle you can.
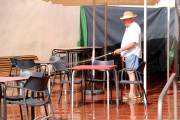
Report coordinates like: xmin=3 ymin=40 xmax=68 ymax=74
xmin=113 ymin=11 xmax=142 ymax=99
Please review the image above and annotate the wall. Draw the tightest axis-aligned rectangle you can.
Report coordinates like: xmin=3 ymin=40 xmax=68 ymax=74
xmin=0 ymin=0 xmax=80 ymax=60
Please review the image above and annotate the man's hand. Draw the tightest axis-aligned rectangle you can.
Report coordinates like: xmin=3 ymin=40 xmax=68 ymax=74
xmin=114 ymin=49 xmax=121 ymax=55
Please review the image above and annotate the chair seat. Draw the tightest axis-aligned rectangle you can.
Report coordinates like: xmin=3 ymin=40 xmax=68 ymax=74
xmin=4 ymin=95 xmax=23 ymax=101
xmin=120 ymin=80 xmax=143 ymax=84
xmin=7 ymin=98 xmax=49 ymax=106
xmin=54 ymin=80 xmax=82 ymax=84
xmin=86 ymin=78 xmax=107 ymax=83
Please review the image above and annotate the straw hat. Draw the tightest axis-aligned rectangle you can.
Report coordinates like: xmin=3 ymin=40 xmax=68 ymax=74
xmin=120 ymin=11 xmax=137 ymax=20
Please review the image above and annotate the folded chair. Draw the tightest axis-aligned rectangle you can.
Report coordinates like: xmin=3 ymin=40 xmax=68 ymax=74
xmin=118 ymin=61 xmax=149 ymax=108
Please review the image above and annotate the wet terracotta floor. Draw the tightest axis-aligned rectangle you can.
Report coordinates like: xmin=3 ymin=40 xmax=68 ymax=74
xmin=2 ymin=76 xmax=180 ymax=120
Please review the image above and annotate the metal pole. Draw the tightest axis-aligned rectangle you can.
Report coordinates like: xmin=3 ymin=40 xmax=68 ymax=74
xmin=167 ymin=0 xmax=170 ymax=81
xmin=92 ymin=0 xmax=96 ymax=63
xmin=104 ymin=3 xmax=107 ymax=60
xmin=143 ymin=0 xmax=147 ymax=93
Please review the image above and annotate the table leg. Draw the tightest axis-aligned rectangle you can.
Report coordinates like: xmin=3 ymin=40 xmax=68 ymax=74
xmin=31 ymin=92 xmax=35 ymax=120
xmin=71 ymin=70 xmax=75 ymax=108
xmin=106 ymin=71 xmax=109 ymax=108
xmin=113 ymin=68 xmax=119 ymax=108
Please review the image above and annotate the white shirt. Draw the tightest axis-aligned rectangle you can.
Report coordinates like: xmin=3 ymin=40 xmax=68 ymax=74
xmin=121 ymin=21 xmax=142 ymax=58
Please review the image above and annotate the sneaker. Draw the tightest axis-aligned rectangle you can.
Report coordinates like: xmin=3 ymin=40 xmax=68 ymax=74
xmin=136 ymin=93 xmax=141 ymax=98
xmin=123 ymin=93 xmax=137 ymax=100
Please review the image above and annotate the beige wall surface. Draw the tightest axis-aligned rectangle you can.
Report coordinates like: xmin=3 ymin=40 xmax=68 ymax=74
xmin=0 ymin=0 xmax=80 ymax=60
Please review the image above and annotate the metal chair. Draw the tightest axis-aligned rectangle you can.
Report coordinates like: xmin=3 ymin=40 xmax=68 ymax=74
xmin=5 ymin=76 xmax=54 ymax=120
xmin=8 ymin=56 xmax=21 ymax=77
xmin=15 ymin=59 xmax=38 ymax=73
xmin=49 ymin=56 xmax=61 ymax=61
xmin=11 ymin=59 xmax=46 ymax=95
xmin=84 ymin=59 xmax=114 ymax=104
xmin=147 ymin=52 xmax=154 ymax=88
xmin=50 ymin=61 xmax=83 ymax=104
xmin=148 ymin=49 xmax=164 ymax=80
xmin=118 ymin=61 xmax=149 ymax=108
xmin=0 ymin=71 xmax=44 ymax=120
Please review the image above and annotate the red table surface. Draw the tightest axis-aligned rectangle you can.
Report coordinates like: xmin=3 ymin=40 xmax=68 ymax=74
xmin=71 ymin=65 xmax=117 ymax=70
xmin=0 ymin=77 xmax=28 ymax=82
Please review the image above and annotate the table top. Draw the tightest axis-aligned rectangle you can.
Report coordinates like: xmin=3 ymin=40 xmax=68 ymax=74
xmin=0 ymin=77 xmax=28 ymax=82
xmin=35 ymin=61 xmax=65 ymax=64
xmin=71 ymin=65 xmax=117 ymax=70
xmin=53 ymin=46 xmax=102 ymax=51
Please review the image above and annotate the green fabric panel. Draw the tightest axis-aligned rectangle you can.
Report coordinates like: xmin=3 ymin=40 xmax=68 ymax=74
xmin=77 ymin=6 xmax=87 ymax=47
xmin=162 ymin=39 xmax=174 ymax=71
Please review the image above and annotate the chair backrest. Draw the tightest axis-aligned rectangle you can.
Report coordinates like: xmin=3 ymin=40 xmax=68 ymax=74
xmin=16 ymin=59 xmax=36 ymax=71
xmin=49 ymin=56 xmax=61 ymax=61
xmin=136 ymin=61 xmax=146 ymax=73
xmin=51 ymin=61 xmax=66 ymax=70
xmin=147 ymin=52 xmax=154 ymax=63
xmin=8 ymin=56 xmax=22 ymax=66
xmin=93 ymin=59 xmax=114 ymax=65
xmin=60 ymin=56 xmax=67 ymax=62
xmin=24 ymin=76 xmax=50 ymax=92
xmin=19 ymin=71 xmax=44 ymax=77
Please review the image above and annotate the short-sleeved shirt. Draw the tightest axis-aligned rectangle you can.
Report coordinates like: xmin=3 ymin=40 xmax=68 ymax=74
xmin=121 ymin=21 xmax=142 ymax=58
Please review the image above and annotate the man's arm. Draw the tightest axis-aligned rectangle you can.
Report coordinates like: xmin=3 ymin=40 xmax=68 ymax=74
xmin=114 ymin=42 xmax=136 ymax=55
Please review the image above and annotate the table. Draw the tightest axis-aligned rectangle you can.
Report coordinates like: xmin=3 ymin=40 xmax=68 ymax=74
xmin=0 ymin=77 xmax=28 ymax=120
xmin=52 ymin=47 xmax=103 ymax=67
xmin=71 ymin=65 xmax=118 ymax=108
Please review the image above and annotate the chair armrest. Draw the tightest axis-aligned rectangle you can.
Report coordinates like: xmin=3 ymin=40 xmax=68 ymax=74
xmin=5 ymin=85 xmax=23 ymax=89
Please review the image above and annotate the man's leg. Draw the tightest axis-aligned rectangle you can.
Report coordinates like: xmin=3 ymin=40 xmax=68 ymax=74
xmin=128 ymin=72 xmax=138 ymax=95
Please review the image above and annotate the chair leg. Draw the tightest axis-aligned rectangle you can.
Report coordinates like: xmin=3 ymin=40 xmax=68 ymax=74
xmin=9 ymin=66 xmax=12 ymax=77
xmin=91 ymin=82 xmax=93 ymax=102
xmin=49 ymin=102 xmax=54 ymax=117
xmin=11 ymin=82 xmax=16 ymax=96
xmin=81 ymin=82 xmax=83 ymax=104
xmin=58 ymin=84 xmax=63 ymax=104
xmin=142 ymin=86 xmax=149 ymax=105
xmin=50 ymin=73 xmax=56 ymax=96
xmin=138 ymin=84 xmax=146 ymax=108
xmin=121 ymin=84 xmax=123 ymax=105
xmin=84 ymin=78 xmax=87 ymax=104
xmin=44 ymin=104 xmax=48 ymax=116
xmin=24 ymin=105 xmax=29 ymax=120
xmin=19 ymin=105 xmax=23 ymax=120
xmin=110 ymin=81 xmax=112 ymax=105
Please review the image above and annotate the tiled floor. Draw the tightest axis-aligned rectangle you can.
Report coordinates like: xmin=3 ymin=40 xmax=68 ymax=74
xmin=2 ymin=76 xmax=180 ymax=120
